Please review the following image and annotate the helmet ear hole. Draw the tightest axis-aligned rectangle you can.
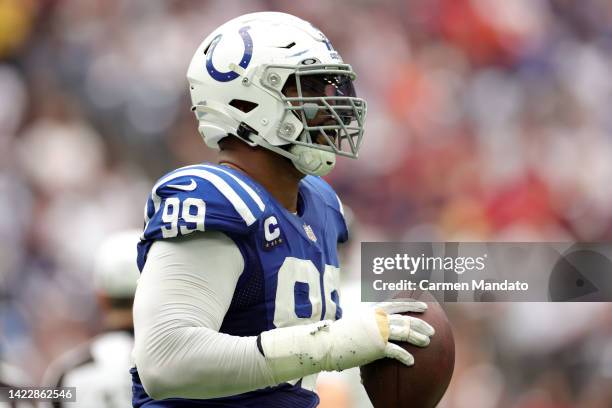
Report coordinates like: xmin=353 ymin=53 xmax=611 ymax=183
xmin=229 ymin=99 xmax=258 ymax=113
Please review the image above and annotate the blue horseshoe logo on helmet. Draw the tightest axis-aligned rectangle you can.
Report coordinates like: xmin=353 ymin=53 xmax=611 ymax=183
xmin=206 ymin=26 xmax=253 ymax=82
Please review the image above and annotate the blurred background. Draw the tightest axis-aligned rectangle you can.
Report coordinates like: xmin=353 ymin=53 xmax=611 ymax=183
xmin=1 ymin=0 xmax=612 ymax=407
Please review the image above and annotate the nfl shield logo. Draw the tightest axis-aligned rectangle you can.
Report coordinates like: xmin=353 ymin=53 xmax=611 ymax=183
xmin=303 ymin=224 xmax=317 ymax=242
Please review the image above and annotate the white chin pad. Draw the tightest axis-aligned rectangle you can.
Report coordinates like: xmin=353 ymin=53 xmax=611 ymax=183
xmin=290 ymin=144 xmax=336 ymax=176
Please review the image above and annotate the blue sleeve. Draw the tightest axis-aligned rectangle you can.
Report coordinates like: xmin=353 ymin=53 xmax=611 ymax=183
xmin=303 ymin=176 xmax=349 ymax=243
xmin=137 ymin=164 xmax=266 ymax=271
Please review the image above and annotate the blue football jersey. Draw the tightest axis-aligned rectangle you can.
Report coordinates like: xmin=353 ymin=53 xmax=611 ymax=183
xmin=132 ymin=163 xmax=348 ymax=408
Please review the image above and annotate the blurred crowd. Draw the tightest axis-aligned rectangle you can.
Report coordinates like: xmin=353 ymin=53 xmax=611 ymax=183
xmin=1 ymin=0 xmax=612 ymax=407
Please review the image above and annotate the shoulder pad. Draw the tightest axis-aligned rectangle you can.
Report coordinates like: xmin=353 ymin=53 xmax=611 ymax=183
xmin=142 ymin=164 xmax=266 ymax=240
xmin=302 ymin=176 xmax=348 ymax=243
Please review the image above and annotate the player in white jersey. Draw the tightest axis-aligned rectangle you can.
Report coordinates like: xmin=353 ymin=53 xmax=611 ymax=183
xmin=42 ymin=230 xmax=141 ymax=408
xmin=0 ymin=361 xmax=35 ymax=408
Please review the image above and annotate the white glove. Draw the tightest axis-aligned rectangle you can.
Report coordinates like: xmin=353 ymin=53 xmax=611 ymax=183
xmin=259 ymin=300 xmax=434 ymax=383
xmin=373 ymin=299 xmax=436 ymax=366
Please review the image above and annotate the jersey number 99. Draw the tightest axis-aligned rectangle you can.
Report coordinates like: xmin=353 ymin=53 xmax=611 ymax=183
xmin=273 ymin=258 xmax=341 ymax=328
xmin=161 ymin=197 xmax=206 ymax=238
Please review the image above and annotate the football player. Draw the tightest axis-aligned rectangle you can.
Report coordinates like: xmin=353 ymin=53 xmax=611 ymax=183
xmin=42 ymin=230 xmax=141 ymax=408
xmin=132 ymin=12 xmax=434 ymax=407
xmin=0 ymin=361 xmax=34 ymax=408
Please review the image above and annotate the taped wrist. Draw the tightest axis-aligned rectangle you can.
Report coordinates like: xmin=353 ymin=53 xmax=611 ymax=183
xmin=259 ymin=311 xmax=387 ymax=382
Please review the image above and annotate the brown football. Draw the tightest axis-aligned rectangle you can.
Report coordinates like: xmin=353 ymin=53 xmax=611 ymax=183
xmin=360 ymin=290 xmax=455 ymax=408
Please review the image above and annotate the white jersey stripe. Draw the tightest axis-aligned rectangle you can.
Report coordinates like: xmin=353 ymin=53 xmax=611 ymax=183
xmin=144 ymin=201 xmax=150 ymax=224
xmin=150 ymin=168 xmax=256 ymax=226
xmin=335 ymin=193 xmax=345 ymax=217
xmin=201 ymin=164 xmax=265 ymax=212
xmin=161 ymin=163 xmax=264 ymax=212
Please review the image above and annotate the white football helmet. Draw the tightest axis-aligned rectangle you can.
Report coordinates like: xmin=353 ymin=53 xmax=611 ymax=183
xmin=93 ymin=229 xmax=141 ymax=299
xmin=187 ymin=12 xmax=366 ymax=176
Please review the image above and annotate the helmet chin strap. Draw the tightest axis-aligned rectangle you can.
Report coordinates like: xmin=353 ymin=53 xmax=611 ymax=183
xmin=248 ymin=133 xmax=336 ymax=177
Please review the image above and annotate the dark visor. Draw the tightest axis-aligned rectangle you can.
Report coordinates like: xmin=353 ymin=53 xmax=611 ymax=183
xmin=284 ymin=73 xmax=357 ymax=98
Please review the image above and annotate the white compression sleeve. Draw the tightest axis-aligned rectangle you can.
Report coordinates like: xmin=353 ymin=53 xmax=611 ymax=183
xmin=133 ymin=232 xmax=276 ymax=400
xmin=133 ymin=231 xmax=390 ymax=401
